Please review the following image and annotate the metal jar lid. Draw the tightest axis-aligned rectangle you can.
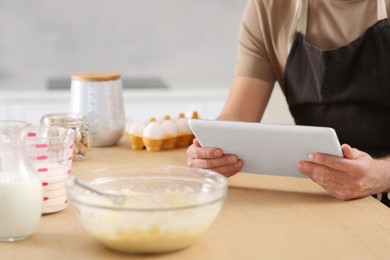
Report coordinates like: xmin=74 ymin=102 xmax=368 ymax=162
xmin=40 ymin=113 xmax=86 ymax=127
xmin=71 ymin=72 xmax=121 ymax=82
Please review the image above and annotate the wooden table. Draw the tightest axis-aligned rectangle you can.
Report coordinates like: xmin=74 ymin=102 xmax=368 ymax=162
xmin=2 ymin=138 xmax=390 ymax=260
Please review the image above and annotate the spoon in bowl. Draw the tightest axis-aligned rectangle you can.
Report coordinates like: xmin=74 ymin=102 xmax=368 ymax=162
xmin=73 ymin=178 xmax=126 ymax=205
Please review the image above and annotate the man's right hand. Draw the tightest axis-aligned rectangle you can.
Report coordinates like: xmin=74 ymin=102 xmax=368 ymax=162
xmin=186 ymin=138 xmax=243 ymax=177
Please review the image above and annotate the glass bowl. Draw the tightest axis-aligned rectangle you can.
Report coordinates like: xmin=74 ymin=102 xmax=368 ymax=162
xmin=66 ymin=165 xmax=227 ymax=254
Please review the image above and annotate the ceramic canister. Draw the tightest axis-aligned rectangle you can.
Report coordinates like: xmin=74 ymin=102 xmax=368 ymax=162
xmin=69 ymin=72 xmax=125 ymax=147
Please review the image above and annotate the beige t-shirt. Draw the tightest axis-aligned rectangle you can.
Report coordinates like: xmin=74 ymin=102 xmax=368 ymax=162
xmin=235 ymin=0 xmax=390 ymax=91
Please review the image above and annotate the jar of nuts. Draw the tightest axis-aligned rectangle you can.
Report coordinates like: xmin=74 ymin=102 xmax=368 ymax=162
xmin=40 ymin=113 xmax=91 ymax=160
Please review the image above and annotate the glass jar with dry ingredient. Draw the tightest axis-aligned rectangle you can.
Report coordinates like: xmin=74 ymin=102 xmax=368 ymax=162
xmin=40 ymin=113 xmax=91 ymax=161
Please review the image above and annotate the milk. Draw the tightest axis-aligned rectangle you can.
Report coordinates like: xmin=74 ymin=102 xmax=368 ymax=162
xmin=0 ymin=175 xmax=43 ymax=241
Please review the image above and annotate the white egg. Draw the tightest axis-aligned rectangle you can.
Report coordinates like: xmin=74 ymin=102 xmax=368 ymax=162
xmin=161 ymin=118 xmax=178 ymax=137
xmin=175 ymin=113 xmax=191 ymax=135
xmin=143 ymin=121 xmax=164 ymax=139
xmin=127 ymin=121 xmax=146 ymax=135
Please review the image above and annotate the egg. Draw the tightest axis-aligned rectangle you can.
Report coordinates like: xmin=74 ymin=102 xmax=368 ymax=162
xmin=175 ymin=113 xmax=194 ymax=147
xmin=161 ymin=115 xmax=178 ymax=138
xmin=161 ymin=115 xmax=178 ymax=150
xmin=175 ymin=113 xmax=192 ymax=136
xmin=127 ymin=121 xmax=146 ymax=135
xmin=142 ymin=118 xmax=164 ymax=151
xmin=126 ymin=121 xmax=147 ymax=150
xmin=143 ymin=118 xmax=164 ymax=139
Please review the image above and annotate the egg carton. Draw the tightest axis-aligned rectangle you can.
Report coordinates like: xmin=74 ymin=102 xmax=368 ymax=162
xmin=125 ymin=112 xmax=198 ymax=152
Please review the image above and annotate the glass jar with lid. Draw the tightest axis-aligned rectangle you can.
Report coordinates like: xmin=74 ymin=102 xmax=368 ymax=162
xmin=40 ymin=113 xmax=91 ymax=160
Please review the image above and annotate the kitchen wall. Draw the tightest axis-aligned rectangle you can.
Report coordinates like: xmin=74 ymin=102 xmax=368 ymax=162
xmin=0 ymin=0 xmax=248 ymax=90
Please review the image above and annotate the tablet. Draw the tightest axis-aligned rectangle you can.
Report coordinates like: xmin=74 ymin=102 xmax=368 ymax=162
xmin=188 ymin=119 xmax=343 ymax=178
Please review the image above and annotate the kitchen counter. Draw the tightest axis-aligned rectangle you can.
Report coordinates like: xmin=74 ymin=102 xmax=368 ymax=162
xmin=2 ymin=138 xmax=390 ymax=260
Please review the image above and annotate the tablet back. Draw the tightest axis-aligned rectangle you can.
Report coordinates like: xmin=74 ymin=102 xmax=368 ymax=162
xmin=188 ymin=119 xmax=343 ymax=178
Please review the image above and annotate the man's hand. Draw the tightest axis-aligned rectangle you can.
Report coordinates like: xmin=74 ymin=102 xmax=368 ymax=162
xmin=297 ymin=144 xmax=390 ymax=200
xmin=186 ymin=138 xmax=243 ymax=177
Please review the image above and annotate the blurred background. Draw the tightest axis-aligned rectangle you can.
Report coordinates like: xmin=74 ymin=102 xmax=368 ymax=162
xmin=0 ymin=0 xmax=293 ymax=124
xmin=0 ymin=0 xmax=247 ymax=90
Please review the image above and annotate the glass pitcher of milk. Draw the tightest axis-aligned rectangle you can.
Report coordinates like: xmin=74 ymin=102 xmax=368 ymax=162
xmin=0 ymin=121 xmax=43 ymax=242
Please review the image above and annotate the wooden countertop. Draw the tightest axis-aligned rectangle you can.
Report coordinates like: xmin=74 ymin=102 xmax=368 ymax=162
xmin=2 ymin=138 xmax=390 ymax=260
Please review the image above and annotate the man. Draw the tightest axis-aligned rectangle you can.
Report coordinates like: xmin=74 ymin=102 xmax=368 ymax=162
xmin=187 ymin=0 xmax=390 ymax=205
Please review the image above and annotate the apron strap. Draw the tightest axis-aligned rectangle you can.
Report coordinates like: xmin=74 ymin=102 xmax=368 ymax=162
xmin=287 ymin=0 xmax=307 ymax=54
xmin=287 ymin=0 xmax=388 ymax=53
xmin=296 ymin=0 xmax=308 ymax=35
xmin=378 ymin=0 xmax=388 ymax=20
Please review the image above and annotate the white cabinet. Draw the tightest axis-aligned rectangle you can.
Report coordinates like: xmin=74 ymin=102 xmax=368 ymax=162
xmin=0 ymin=86 xmax=294 ymax=125
xmin=0 ymin=89 xmax=227 ymax=124
xmin=0 ymin=94 xmax=71 ymax=123
xmin=1 ymin=103 xmax=70 ymax=123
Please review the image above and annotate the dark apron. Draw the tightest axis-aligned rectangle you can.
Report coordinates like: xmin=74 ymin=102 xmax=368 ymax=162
xmin=284 ymin=0 xmax=390 ymax=205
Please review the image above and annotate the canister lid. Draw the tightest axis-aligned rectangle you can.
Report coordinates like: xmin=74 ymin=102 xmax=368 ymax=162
xmin=41 ymin=113 xmax=86 ymax=126
xmin=71 ymin=72 xmax=121 ymax=82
